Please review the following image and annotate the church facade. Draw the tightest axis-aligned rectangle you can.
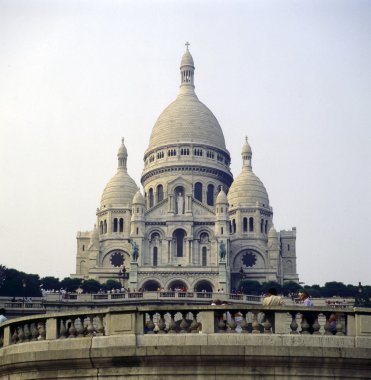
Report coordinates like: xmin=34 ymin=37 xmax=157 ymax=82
xmin=73 ymin=47 xmax=299 ymax=292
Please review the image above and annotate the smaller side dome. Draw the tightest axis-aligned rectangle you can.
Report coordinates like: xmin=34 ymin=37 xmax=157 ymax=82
xmin=216 ymin=187 xmax=228 ymax=204
xmin=228 ymin=138 xmax=269 ymax=208
xmin=100 ymin=139 xmax=138 ymax=209
xmin=132 ymin=189 xmax=145 ymax=205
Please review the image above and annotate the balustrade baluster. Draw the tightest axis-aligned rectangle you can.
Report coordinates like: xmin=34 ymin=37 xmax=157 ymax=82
xmin=59 ymin=320 xmax=67 ymax=339
xmin=23 ymin=324 xmax=31 ymax=341
xmin=336 ymin=314 xmax=345 ymax=336
xmin=17 ymin=326 xmax=25 ymax=343
xmin=157 ymin=313 xmax=166 ymax=334
xmin=227 ymin=315 xmax=236 ymax=333
xmin=251 ymin=312 xmax=260 ymax=334
xmin=96 ymin=315 xmax=104 ymax=336
xmin=168 ymin=312 xmax=177 ymax=333
xmin=76 ymin=318 xmax=85 ymax=337
xmin=240 ymin=312 xmax=248 ymax=333
xmin=37 ymin=322 xmax=46 ymax=340
xmin=86 ymin=316 xmax=94 ymax=337
xmin=312 ymin=315 xmax=321 ymax=335
xmin=145 ymin=313 xmax=155 ymax=334
xmin=301 ymin=318 xmax=310 ymax=335
xmin=30 ymin=323 xmax=38 ymax=340
xmin=68 ymin=319 xmax=77 ymax=338
xmin=263 ymin=314 xmax=272 ymax=334
xmin=189 ymin=312 xmax=199 ymax=333
xmin=289 ymin=312 xmax=299 ymax=334
xmin=179 ymin=312 xmax=189 ymax=333
xmin=11 ymin=328 xmax=18 ymax=344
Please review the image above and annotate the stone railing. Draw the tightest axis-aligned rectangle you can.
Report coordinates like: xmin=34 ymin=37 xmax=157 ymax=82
xmin=1 ymin=305 xmax=371 ymax=379
xmin=1 ymin=304 xmax=370 ymax=348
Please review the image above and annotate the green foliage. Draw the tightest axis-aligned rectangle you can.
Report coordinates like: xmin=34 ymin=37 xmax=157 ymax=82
xmin=0 ymin=268 xmax=41 ymax=297
xmin=282 ymin=281 xmax=302 ymax=295
xmin=239 ymin=280 xmax=261 ymax=295
xmin=81 ymin=279 xmax=101 ymax=294
xmin=60 ymin=277 xmax=83 ymax=292
xmin=40 ymin=276 xmax=61 ymax=291
xmin=322 ymin=281 xmax=349 ymax=297
xmin=104 ymin=280 xmax=122 ymax=291
xmin=261 ymin=281 xmax=282 ymax=295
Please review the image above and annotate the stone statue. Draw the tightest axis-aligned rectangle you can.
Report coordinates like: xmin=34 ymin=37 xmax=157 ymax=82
xmin=129 ymin=240 xmax=139 ymax=262
xmin=219 ymin=240 xmax=226 ymax=261
xmin=177 ymin=192 xmax=184 ymax=214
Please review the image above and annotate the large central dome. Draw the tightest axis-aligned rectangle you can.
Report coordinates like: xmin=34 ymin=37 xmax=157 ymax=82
xmin=148 ymin=94 xmax=227 ymax=151
xmin=145 ymin=47 xmax=227 ymax=155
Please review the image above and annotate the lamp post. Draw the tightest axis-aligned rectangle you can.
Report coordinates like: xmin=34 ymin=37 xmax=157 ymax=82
xmin=22 ymin=279 xmax=27 ymax=309
xmin=118 ymin=265 xmax=129 ymax=287
xmin=239 ymin=266 xmax=245 ymax=293
xmin=355 ymin=281 xmax=370 ymax=307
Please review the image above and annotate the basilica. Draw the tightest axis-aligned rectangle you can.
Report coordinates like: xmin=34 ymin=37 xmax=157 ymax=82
xmin=73 ymin=46 xmax=299 ymax=292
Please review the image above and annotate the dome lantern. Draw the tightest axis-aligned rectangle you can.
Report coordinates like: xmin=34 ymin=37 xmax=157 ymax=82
xmin=117 ymin=137 xmax=128 ymax=170
xmin=179 ymin=42 xmax=195 ymax=94
xmin=242 ymin=136 xmax=252 ymax=170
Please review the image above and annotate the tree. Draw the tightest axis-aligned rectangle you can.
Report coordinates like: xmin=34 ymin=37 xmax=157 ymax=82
xmin=282 ymin=281 xmax=302 ymax=296
xmin=81 ymin=279 xmax=101 ymax=294
xmin=239 ymin=280 xmax=261 ymax=295
xmin=322 ymin=281 xmax=348 ymax=297
xmin=261 ymin=281 xmax=282 ymax=295
xmin=104 ymin=280 xmax=122 ymax=291
xmin=60 ymin=277 xmax=83 ymax=292
xmin=0 ymin=265 xmax=6 ymax=289
xmin=0 ymin=268 xmax=41 ymax=297
xmin=40 ymin=276 xmax=61 ymax=291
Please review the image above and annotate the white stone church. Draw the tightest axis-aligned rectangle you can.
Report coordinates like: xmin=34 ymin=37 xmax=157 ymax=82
xmin=73 ymin=46 xmax=299 ymax=292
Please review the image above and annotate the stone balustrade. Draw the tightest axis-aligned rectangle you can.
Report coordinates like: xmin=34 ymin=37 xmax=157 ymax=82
xmin=1 ymin=305 xmax=371 ymax=379
xmin=1 ymin=304 xmax=370 ymax=346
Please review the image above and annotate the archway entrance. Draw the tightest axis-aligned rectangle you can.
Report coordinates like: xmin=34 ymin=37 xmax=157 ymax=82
xmin=168 ymin=280 xmax=188 ymax=291
xmin=142 ymin=280 xmax=161 ymax=291
xmin=194 ymin=280 xmax=213 ymax=293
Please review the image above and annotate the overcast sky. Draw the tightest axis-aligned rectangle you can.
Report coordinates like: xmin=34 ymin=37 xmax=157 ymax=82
xmin=1 ymin=0 xmax=370 ymax=286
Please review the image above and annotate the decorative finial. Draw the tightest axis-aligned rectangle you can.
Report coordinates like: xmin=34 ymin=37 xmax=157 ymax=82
xmin=122 ymin=137 xmax=125 ymax=144
xmin=245 ymin=136 xmax=248 ymax=143
xmin=185 ymin=41 xmax=190 ymax=50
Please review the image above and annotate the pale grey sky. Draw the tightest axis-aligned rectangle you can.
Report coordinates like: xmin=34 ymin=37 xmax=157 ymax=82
xmin=1 ymin=0 xmax=370 ymax=286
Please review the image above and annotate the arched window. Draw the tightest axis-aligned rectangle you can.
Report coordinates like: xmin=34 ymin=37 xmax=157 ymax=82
xmin=232 ymin=219 xmax=236 ymax=233
xmin=288 ymin=244 xmax=290 ymax=251
xmin=260 ymin=219 xmax=264 ymax=233
xmin=194 ymin=182 xmax=202 ymax=202
xmin=229 ymin=221 xmax=233 ymax=234
xmin=119 ymin=218 xmax=124 ymax=233
xmin=265 ymin=220 xmax=268 ymax=234
xmin=113 ymin=218 xmax=118 ymax=232
xmin=153 ymin=247 xmax=158 ymax=267
xmin=149 ymin=188 xmax=154 ymax=208
xmin=202 ymin=247 xmax=207 ymax=266
xmin=174 ymin=229 xmax=186 ymax=257
xmin=243 ymin=217 xmax=248 ymax=232
xmin=207 ymin=184 xmax=214 ymax=206
xmin=249 ymin=217 xmax=254 ymax=232
xmin=100 ymin=221 xmax=104 ymax=234
xmin=82 ymin=245 xmax=85 ymax=252
xmin=157 ymin=184 xmax=164 ymax=203
xmin=103 ymin=220 xmax=107 ymax=234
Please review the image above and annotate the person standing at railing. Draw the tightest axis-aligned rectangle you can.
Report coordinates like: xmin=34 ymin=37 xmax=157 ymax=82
xmin=299 ymin=291 xmax=315 ymax=334
xmin=262 ymin=288 xmax=284 ymax=306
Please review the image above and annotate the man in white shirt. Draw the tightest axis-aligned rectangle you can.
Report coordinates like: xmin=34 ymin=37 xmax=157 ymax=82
xmin=262 ymin=288 xmax=284 ymax=306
